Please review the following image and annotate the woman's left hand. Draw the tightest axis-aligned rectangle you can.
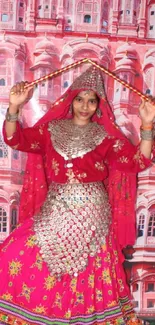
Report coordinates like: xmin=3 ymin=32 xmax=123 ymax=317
xmin=139 ymin=97 xmax=155 ymax=126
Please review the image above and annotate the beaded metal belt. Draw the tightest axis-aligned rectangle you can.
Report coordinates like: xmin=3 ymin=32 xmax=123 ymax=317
xmin=34 ymin=182 xmax=111 ymax=278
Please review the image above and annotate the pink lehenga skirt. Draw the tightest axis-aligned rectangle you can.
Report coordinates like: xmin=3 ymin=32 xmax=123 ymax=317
xmin=0 ymin=182 xmax=141 ymax=325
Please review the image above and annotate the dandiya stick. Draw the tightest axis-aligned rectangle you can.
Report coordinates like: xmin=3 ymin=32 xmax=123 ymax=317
xmin=11 ymin=57 xmax=149 ymax=101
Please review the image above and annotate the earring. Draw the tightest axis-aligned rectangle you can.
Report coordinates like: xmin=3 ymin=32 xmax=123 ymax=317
xmin=68 ymin=104 xmax=73 ymax=115
xmin=96 ymin=108 xmax=102 ymax=118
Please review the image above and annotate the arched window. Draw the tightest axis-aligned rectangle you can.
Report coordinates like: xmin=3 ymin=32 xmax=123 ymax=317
xmin=144 ymin=67 xmax=155 ymax=96
xmin=145 ymin=88 xmax=151 ymax=95
xmin=64 ymin=81 xmax=69 ymax=88
xmin=0 ymin=78 xmax=5 ymax=86
xmin=0 ymin=207 xmax=7 ymax=233
xmin=12 ymin=150 xmax=19 ymax=160
xmin=84 ymin=15 xmax=91 ymax=23
xmin=147 ymin=214 xmax=155 ymax=237
xmin=138 ymin=213 xmax=145 ymax=237
xmin=11 ymin=208 xmax=17 ymax=232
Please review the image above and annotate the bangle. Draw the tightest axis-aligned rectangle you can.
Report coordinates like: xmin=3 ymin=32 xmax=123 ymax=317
xmin=5 ymin=108 xmax=18 ymax=122
xmin=141 ymin=125 xmax=153 ymax=130
xmin=140 ymin=128 xmax=153 ymax=141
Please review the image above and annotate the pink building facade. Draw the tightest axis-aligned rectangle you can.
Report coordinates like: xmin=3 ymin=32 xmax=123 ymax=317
xmin=0 ymin=0 xmax=155 ymax=323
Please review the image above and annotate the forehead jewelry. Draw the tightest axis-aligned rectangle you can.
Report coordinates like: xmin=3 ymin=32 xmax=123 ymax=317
xmin=84 ymin=90 xmax=91 ymax=96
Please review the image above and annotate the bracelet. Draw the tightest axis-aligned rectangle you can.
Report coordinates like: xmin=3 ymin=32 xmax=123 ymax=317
xmin=141 ymin=125 xmax=153 ymax=130
xmin=5 ymin=108 xmax=18 ymax=122
xmin=140 ymin=128 xmax=153 ymax=141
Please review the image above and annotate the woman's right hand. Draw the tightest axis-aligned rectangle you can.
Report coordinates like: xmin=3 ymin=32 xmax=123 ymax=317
xmin=9 ymin=81 xmax=34 ymax=113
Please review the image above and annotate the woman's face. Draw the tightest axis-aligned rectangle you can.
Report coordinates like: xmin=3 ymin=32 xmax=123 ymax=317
xmin=72 ymin=90 xmax=98 ymax=125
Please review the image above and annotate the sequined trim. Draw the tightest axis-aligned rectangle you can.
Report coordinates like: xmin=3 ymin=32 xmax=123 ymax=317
xmin=70 ymin=66 xmax=106 ymax=99
xmin=0 ymin=297 xmax=142 ymax=325
xmin=48 ymin=119 xmax=108 ymax=160
xmin=34 ymin=182 xmax=111 ymax=278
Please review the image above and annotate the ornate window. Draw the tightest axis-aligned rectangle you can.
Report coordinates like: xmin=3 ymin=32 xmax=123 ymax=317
xmin=12 ymin=150 xmax=19 ymax=160
xmin=101 ymin=1 xmax=109 ymax=33
xmin=84 ymin=14 xmax=91 ymax=23
xmin=37 ymin=0 xmax=57 ymax=19
xmin=11 ymin=208 xmax=17 ymax=232
xmin=147 ymin=214 xmax=155 ymax=237
xmin=0 ymin=78 xmax=5 ymax=86
xmin=138 ymin=213 xmax=145 ymax=237
xmin=0 ymin=135 xmax=8 ymax=158
xmin=148 ymin=4 xmax=155 ymax=38
xmin=0 ymin=207 xmax=7 ymax=233
xmin=1 ymin=14 xmax=8 ymax=22
xmin=144 ymin=67 xmax=155 ymax=96
xmin=0 ymin=54 xmax=12 ymax=87
xmin=76 ymin=0 xmax=99 ymax=26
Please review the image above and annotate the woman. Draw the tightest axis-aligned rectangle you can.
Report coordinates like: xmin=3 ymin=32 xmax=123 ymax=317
xmin=0 ymin=66 xmax=155 ymax=325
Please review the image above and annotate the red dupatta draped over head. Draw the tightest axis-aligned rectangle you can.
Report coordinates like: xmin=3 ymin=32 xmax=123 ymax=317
xmin=19 ymin=65 xmax=137 ymax=248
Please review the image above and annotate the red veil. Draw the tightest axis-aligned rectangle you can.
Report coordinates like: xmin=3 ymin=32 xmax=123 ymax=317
xmin=19 ymin=65 xmax=139 ymax=249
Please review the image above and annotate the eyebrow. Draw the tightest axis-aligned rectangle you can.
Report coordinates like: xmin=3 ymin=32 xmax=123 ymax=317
xmin=75 ymin=95 xmax=97 ymax=99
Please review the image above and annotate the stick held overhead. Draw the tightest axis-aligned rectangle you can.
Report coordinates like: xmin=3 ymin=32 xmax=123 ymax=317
xmin=11 ymin=58 xmax=149 ymax=101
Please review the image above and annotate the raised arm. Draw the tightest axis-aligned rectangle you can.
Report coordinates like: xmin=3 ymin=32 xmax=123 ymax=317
xmin=139 ymin=97 xmax=155 ymax=158
xmin=5 ymin=81 xmax=34 ymax=138
xmin=3 ymin=81 xmax=47 ymax=154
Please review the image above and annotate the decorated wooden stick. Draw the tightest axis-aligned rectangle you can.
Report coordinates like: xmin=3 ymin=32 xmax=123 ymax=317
xmin=87 ymin=59 xmax=149 ymax=101
xmin=11 ymin=57 xmax=149 ymax=101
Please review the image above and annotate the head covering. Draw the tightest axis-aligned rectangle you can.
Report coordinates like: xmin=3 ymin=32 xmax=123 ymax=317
xmin=19 ymin=65 xmax=137 ymax=249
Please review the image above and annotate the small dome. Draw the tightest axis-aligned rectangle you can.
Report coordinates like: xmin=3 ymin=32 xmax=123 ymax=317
xmin=115 ymin=43 xmax=137 ymax=60
xmin=34 ymin=38 xmax=59 ymax=56
xmin=116 ymin=57 xmax=135 ymax=69
xmin=35 ymin=51 xmax=53 ymax=64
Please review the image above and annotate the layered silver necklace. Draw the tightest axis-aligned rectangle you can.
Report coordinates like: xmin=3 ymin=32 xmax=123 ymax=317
xmin=48 ymin=119 xmax=108 ymax=160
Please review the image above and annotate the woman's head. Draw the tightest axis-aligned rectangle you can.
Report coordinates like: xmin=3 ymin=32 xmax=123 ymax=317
xmin=72 ymin=90 xmax=99 ymax=125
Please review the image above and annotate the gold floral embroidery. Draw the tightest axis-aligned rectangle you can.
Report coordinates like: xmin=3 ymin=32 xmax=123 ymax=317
xmin=19 ymin=283 xmax=35 ymax=302
xmin=52 ymin=158 xmax=60 ymax=176
xmin=88 ymin=274 xmax=95 ymax=288
xmin=133 ymin=149 xmax=145 ymax=169
xmin=70 ymin=278 xmax=77 ymax=293
xmin=96 ymin=289 xmax=103 ymax=302
xmin=54 ymin=292 xmax=62 ymax=309
xmin=9 ymin=260 xmax=23 ymax=277
xmin=33 ymin=305 xmax=47 ymax=314
xmin=66 ymin=169 xmax=79 ymax=184
xmin=113 ymin=139 xmax=124 ymax=152
xmin=44 ymin=275 xmax=56 ymax=290
xmin=1 ymin=292 xmax=13 ymax=302
xmin=77 ymin=172 xmax=87 ymax=180
xmin=95 ymin=256 xmax=102 ymax=269
xmin=102 ymin=268 xmax=112 ymax=284
xmin=104 ymin=252 xmax=111 ymax=263
xmin=31 ymin=253 xmax=43 ymax=271
xmin=76 ymin=292 xmax=84 ymax=305
xmin=86 ymin=305 xmax=95 ymax=314
xmin=119 ymin=156 xmax=129 ymax=164
xmin=65 ymin=310 xmax=71 ymax=319
xmin=107 ymin=300 xmax=118 ymax=307
xmin=95 ymin=161 xmax=105 ymax=171
xmin=25 ymin=235 xmax=37 ymax=248
xmin=118 ymin=279 xmax=124 ymax=291
xmin=31 ymin=142 xmax=40 ymax=150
